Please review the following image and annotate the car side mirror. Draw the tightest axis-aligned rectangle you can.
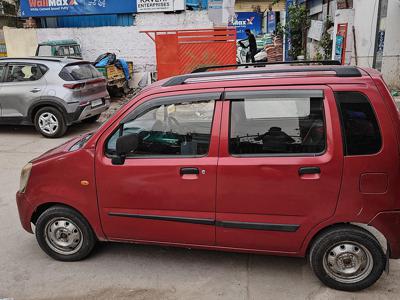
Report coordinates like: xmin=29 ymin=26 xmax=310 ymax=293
xmin=112 ymin=133 xmax=139 ymax=165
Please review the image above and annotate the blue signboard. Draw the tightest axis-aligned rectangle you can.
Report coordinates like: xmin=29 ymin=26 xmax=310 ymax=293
xmin=232 ymin=12 xmax=262 ymax=40
xmin=21 ymin=0 xmax=137 ymax=17
xmin=285 ymin=0 xmax=293 ymax=61
xmin=267 ymin=11 xmax=276 ymax=34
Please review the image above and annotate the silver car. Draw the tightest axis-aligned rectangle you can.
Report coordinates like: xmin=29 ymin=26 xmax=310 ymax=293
xmin=0 ymin=57 xmax=110 ymax=138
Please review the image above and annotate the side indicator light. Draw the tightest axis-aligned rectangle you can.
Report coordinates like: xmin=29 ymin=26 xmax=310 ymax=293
xmin=80 ymin=180 xmax=90 ymax=186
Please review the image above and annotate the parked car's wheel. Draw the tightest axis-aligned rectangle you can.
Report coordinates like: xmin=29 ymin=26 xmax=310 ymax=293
xmin=35 ymin=205 xmax=96 ymax=261
xmin=309 ymin=225 xmax=386 ymax=291
xmin=82 ymin=114 xmax=101 ymax=124
xmin=34 ymin=107 xmax=67 ymax=138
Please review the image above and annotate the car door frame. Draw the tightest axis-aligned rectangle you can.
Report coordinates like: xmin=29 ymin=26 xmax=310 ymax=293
xmin=94 ymin=88 xmax=224 ymax=246
xmin=215 ymin=85 xmax=344 ymax=255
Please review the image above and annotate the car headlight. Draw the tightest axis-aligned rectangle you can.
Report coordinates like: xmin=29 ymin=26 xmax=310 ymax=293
xmin=19 ymin=163 xmax=33 ymax=193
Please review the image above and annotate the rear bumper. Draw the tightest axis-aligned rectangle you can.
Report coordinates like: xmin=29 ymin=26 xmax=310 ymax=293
xmin=66 ymin=98 xmax=110 ymax=124
xmin=369 ymin=211 xmax=400 ymax=259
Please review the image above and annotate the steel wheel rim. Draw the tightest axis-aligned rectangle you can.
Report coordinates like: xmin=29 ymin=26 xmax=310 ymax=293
xmin=44 ymin=217 xmax=83 ymax=255
xmin=323 ymin=241 xmax=374 ymax=284
xmin=38 ymin=112 xmax=59 ymax=135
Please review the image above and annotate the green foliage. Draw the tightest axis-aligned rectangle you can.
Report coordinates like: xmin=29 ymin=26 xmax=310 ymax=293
xmin=276 ymin=3 xmax=310 ymax=59
xmin=318 ymin=17 xmax=334 ymax=59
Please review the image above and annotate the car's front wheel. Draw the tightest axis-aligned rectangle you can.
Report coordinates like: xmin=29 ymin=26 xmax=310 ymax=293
xmin=309 ymin=225 xmax=386 ymax=291
xmin=34 ymin=107 xmax=67 ymax=138
xmin=35 ymin=205 xmax=96 ymax=261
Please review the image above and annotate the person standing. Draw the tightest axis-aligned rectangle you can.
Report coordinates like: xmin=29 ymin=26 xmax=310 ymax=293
xmin=245 ymin=29 xmax=258 ymax=63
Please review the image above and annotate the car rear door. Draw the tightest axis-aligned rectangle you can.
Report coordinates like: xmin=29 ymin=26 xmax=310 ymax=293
xmin=0 ymin=63 xmax=46 ymax=119
xmin=95 ymin=90 xmax=223 ymax=245
xmin=216 ymin=86 xmax=344 ymax=253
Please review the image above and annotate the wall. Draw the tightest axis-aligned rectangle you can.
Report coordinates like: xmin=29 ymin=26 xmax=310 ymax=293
xmin=331 ymin=0 xmax=400 ymax=88
xmin=3 ymin=26 xmax=37 ymax=56
xmin=4 ymin=11 xmax=213 ymax=75
xmin=331 ymin=0 xmax=379 ymax=66
xmin=381 ymin=0 xmax=400 ymax=89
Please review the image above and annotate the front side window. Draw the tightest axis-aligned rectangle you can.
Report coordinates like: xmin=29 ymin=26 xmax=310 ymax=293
xmin=335 ymin=92 xmax=382 ymax=155
xmin=106 ymin=100 xmax=215 ymax=157
xmin=4 ymin=64 xmax=46 ymax=82
xmin=230 ymin=95 xmax=325 ymax=155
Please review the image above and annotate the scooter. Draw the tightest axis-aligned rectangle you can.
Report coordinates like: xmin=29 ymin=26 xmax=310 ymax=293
xmin=237 ymin=39 xmax=268 ymax=64
xmin=237 ymin=40 xmax=250 ymax=64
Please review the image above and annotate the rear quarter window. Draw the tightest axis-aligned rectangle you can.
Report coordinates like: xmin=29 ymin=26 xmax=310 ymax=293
xmin=59 ymin=63 xmax=102 ymax=81
xmin=335 ymin=92 xmax=382 ymax=155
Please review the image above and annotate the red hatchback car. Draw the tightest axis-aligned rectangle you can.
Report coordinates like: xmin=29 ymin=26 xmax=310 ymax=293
xmin=16 ymin=63 xmax=400 ymax=291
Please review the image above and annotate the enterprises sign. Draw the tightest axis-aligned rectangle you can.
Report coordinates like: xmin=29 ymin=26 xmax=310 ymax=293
xmin=137 ymin=0 xmax=185 ymax=12
xmin=21 ymin=0 xmax=137 ymax=17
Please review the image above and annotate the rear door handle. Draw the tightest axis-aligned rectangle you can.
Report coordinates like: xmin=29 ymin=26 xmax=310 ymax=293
xmin=30 ymin=88 xmax=41 ymax=93
xmin=298 ymin=167 xmax=321 ymax=175
xmin=180 ymin=167 xmax=199 ymax=175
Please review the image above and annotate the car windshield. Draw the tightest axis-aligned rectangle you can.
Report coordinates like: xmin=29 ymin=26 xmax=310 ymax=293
xmin=60 ymin=63 xmax=102 ymax=81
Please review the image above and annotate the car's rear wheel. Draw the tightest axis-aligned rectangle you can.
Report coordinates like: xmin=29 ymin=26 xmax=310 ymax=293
xmin=34 ymin=107 xmax=67 ymax=138
xmin=309 ymin=225 xmax=386 ymax=291
xmin=82 ymin=114 xmax=101 ymax=124
xmin=35 ymin=205 xmax=96 ymax=261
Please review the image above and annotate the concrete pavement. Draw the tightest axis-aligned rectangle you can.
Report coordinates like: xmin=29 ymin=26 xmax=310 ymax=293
xmin=0 ymin=122 xmax=400 ymax=300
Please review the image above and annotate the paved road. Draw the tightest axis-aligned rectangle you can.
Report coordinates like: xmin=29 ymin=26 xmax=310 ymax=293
xmin=0 ymin=122 xmax=400 ymax=300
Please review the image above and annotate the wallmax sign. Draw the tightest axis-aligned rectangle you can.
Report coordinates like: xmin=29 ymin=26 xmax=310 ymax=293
xmin=21 ymin=0 xmax=137 ymax=17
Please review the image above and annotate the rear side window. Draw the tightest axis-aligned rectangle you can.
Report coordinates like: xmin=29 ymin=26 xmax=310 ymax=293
xmin=335 ymin=92 xmax=382 ymax=155
xmin=59 ymin=63 xmax=102 ymax=81
xmin=4 ymin=64 xmax=47 ymax=82
xmin=230 ymin=94 xmax=326 ymax=155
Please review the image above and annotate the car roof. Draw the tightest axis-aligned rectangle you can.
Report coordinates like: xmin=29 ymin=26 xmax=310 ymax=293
xmin=0 ymin=57 xmax=89 ymax=65
xmin=38 ymin=40 xmax=79 ymax=46
xmin=138 ymin=64 xmax=374 ymax=99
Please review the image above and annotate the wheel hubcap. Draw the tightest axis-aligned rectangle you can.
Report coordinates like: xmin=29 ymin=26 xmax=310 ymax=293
xmin=38 ymin=112 xmax=59 ymax=135
xmin=323 ymin=242 xmax=374 ymax=283
xmin=45 ymin=218 xmax=83 ymax=255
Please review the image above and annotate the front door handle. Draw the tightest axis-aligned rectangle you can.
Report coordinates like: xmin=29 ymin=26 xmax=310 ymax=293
xmin=298 ymin=167 xmax=321 ymax=175
xmin=30 ymin=88 xmax=41 ymax=93
xmin=180 ymin=167 xmax=199 ymax=175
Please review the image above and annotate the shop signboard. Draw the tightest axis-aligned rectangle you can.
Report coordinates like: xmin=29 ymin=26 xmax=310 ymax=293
xmin=20 ymin=0 xmax=137 ymax=17
xmin=137 ymin=0 xmax=185 ymax=13
xmin=232 ymin=12 xmax=262 ymax=40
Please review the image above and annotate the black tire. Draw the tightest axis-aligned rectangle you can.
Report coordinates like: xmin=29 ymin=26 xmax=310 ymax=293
xmin=309 ymin=225 xmax=386 ymax=291
xmin=82 ymin=114 xmax=101 ymax=124
xmin=34 ymin=106 xmax=67 ymax=138
xmin=35 ymin=205 xmax=96 ymax=261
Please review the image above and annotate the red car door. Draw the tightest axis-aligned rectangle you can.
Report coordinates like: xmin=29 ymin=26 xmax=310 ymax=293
xmin=95 ymin=90 xmax=223 ymax=245
xmin=216 ymin=86 xmax=344 ymax=253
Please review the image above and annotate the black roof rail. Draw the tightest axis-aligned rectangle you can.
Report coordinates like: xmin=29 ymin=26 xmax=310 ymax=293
xmin=162 ymin=65 xmax=362 ymax=87
xmin=192 ymin=60 xmax=341 ymax=73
